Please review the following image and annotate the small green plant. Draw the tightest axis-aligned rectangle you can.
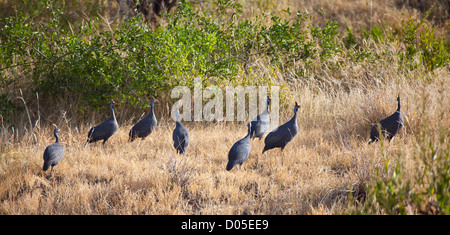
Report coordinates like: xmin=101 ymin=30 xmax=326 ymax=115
xmin=365 ymin=160 xmax=413 ymax=214
xmin=362 ymin=25 xmax=385 ymax=43
xmin=344 ymin=25 xmax=356 ymax=49
xmin=399 ymin=5 xmax=449 ymax=71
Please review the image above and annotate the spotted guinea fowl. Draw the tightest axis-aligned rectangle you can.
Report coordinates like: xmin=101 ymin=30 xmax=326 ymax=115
xmin=172 ymin=110 xmax=190 ymax=154
xmin=250 ymin=96 xmax=271 ymax=140
xmin=129 ymin=97 xmax=158 ymax=142
xmin=262 ymin=102 xmax=300 ymax=154
xmin=43 ymin=124 xmax=64 ymax=175
xmin=226 ymin=123 xmax=252 ymax=171
xmin=85 ymin=100 xmax=119 ymax=147
xmin=368 ymin=95 xmax=404 ymax=144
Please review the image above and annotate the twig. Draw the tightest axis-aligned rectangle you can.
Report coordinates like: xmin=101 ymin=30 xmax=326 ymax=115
xmin=35 ymin=92 xmax=41 ymax=130
xmin=16 ymin=89 xmax=35 ymax=142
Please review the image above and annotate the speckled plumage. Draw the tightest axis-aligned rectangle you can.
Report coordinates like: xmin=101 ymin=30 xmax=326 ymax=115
xmin=250 ymin=96 xmax=271 ymax=140
xmin=129 ymin=98 xmax=158 ymax=142
xmin=226 ymin=123 xmax=252 ymax=171
xmin=85 ymin=101 xmax=119 ymax=146
xmin=43 ymin=125 xmax=63 ymax=175
xmin=262 ymin=102 xmax=300 ymax=154
xmin=369 ymin=95 xmax=404 ymax=144
xmin=173 ymin=111 xmax=190 ymax=154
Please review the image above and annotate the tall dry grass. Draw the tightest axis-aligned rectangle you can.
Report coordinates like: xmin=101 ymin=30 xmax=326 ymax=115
xmin=0 ymin=0 xmax=448 ymax=215
xmin=0 ymin=65 xmax=447 ymax=214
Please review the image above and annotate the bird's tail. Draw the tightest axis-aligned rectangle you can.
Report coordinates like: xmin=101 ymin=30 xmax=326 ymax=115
xmin=368 ymin=136 xmax=379 ymax=144
xmin=128 ymin=129 xmax=134 ymax=142
xmin=84 ymin=127 xmax=94 ymax=148
xmin=262 ymin=146 xmax=268 ymax=154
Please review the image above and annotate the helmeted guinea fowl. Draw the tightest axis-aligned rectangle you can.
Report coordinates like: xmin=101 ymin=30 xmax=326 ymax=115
xmin=250 ymin=96 xmax=271 ymax=139
xmin=262 ymin=102 xmax=300 ymax=154
xmin=368 ymin=95 xmax=404 ymax=144
xmin=172 ymin=110 xmax=190 ymax=154
xmin=85 ymin=100 xmax=119 ymax=147
xmin=129 ymin=97 xmax=158 ymax=141
xmin=226 ymin=123 xmax=252 ymax=171
xmin=43 ymin=124 xmax=64 ymax=175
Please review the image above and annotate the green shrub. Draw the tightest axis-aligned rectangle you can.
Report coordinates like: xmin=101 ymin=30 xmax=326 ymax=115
xmin=399 ymin=6 xmax=449 ymax=71
xmin=1 ymin=0 xmax=346 ymax=120
xmin=1 ymin=0 xmax=447 ymax=124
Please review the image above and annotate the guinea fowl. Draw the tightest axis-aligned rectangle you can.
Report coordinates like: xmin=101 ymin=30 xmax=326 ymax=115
xmin=85 ymin=100 xmax=119 ymax=147
xmin=262 ymin=102 xmax=300 ymax=154
xmin=250 ymin=96 xmax=271 ymax=140
xmin=129 ymin=97 xmax=158 ymax=142
xmin=368 ymin=95 xmax=404 ymax=144
xmin=43 ymin=124 xmax=64 ymax=175
xmin=226 ymin=123 xmax=252 ymax=171
xmin=172 ymin=110 xmax=190 ymax=154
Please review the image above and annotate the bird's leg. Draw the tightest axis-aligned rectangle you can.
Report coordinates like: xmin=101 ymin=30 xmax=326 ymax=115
xmin=48 ymin=166 xmax=54 ymax=177
xmin=388 ymin=136 xmax=394 ymax=143
xmin=137 ymin=138 xmax=145 ymax=148
xmin=84 ymin=141 xmax=89 ymax=149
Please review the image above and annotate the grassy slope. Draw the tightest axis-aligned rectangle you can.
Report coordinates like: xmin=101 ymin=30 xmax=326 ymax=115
xmin=0 ymin=0 xmax=448 ymax=214
xmin=1 ymin=70 xmax=448 ymax=214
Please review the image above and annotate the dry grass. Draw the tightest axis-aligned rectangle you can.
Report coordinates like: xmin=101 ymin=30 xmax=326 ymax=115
xmin=0 ymin=67 xmax=448 ymax=214
xmin=0 ymin=0 xmax=448 ymax=215
xmin=204 ymin=0 xmax=447 ymax=39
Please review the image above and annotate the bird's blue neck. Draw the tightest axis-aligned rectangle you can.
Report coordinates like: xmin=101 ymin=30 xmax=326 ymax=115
xmin=397 ymin=98 xmax=401 ymax=111
xmin=292 ymin=106 xmax=300 ymax=122
xmin=109 ymin=103 xmax=116 ymax=120
xmin=54 ymin=130 xmax=59 ymax=142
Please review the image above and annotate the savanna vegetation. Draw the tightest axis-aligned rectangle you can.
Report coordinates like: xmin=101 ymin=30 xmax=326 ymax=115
xmin=0 ymin=0 xmax=449 ymax=215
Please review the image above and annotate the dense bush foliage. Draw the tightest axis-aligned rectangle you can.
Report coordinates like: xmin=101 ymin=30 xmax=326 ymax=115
xmin=0 ymin=0 xmax=448 ymax=120
xmin=399 ymin=7 xmax=449 ymax=71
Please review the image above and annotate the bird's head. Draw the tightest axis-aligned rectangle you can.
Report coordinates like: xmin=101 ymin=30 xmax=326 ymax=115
xmin=266 ymin=96 xmax=272 ymax=106
xmin=396 ymin=93 xmax=401 ymax=110
xmin=52 ymin=124 xmax=60 ymax=138
xmin=52 ymin=124 xmax=60 ymax=133
xmin=294 ymin=101 xmax=301 ymax=113
xmin=110 ymin=100 xmax=117 ymax=110
xmin=151 ymin=97 xmax=158 ymax=107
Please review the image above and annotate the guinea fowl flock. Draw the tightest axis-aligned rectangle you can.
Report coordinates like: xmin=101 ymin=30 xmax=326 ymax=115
xmin=43 ymin=95 xmax=404 ymax=175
